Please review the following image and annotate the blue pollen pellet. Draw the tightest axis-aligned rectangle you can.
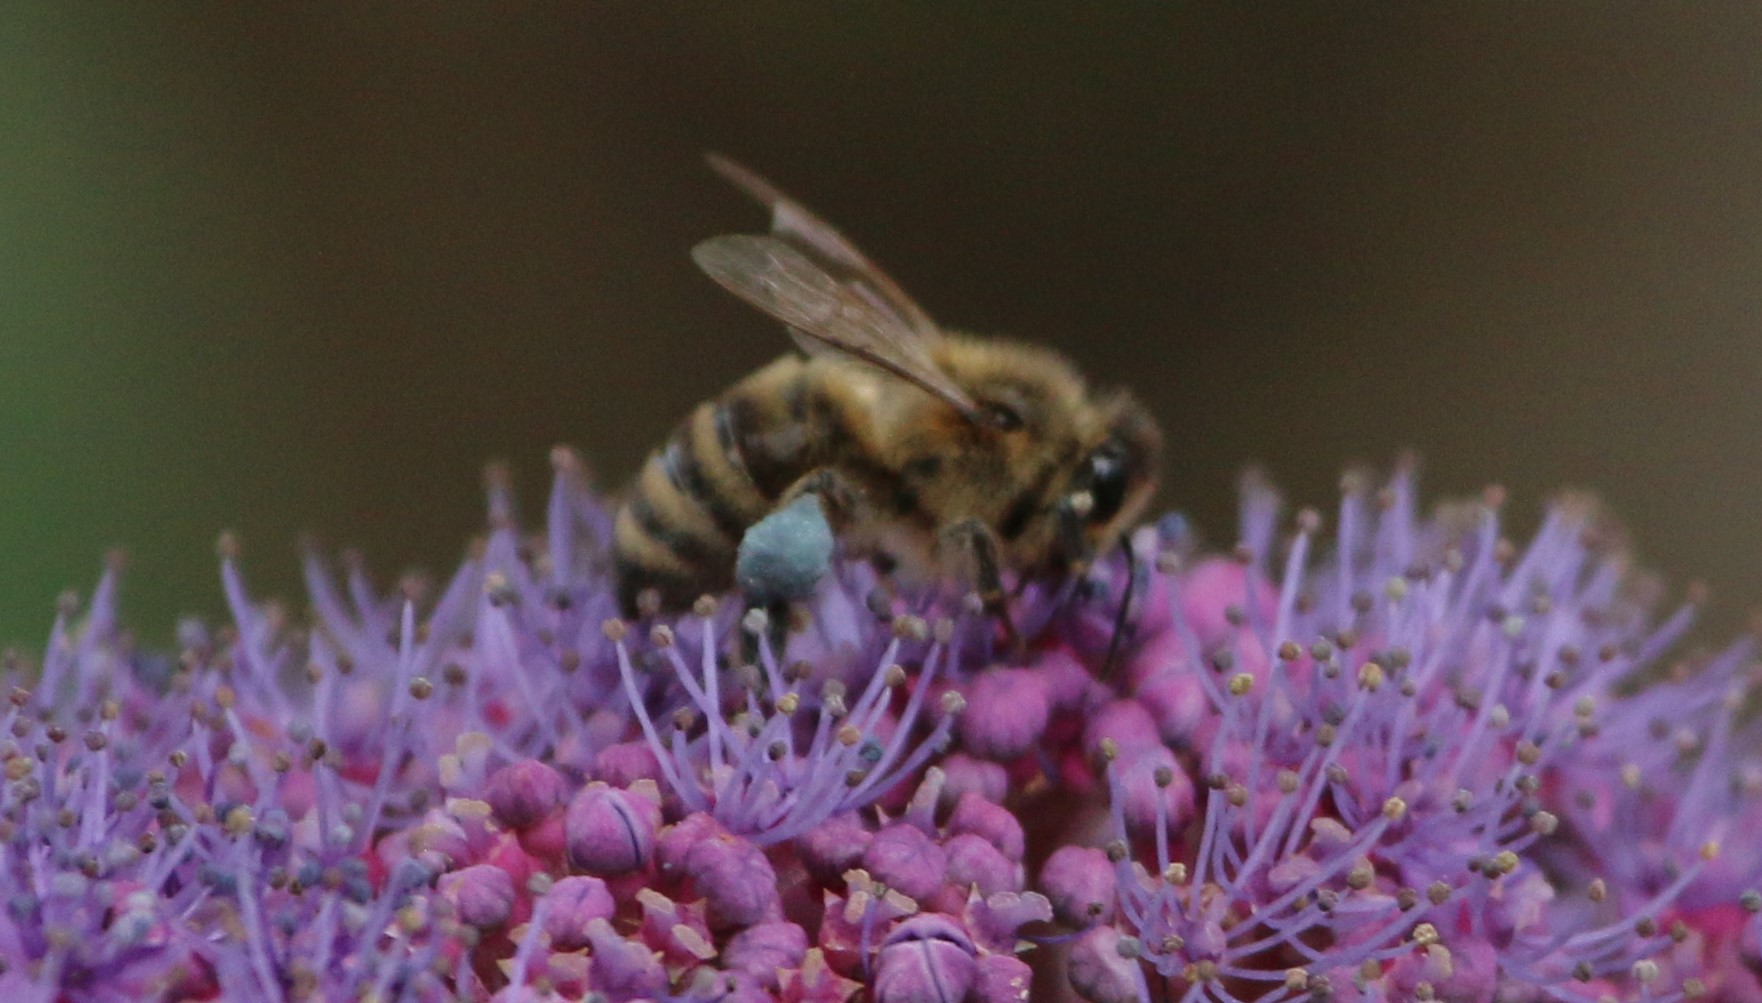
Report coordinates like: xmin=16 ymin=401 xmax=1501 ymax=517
xmin=736 ymin=494 xmax=834 ymax=604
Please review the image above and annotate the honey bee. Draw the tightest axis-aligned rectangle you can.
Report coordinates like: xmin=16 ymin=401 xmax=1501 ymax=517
xmin=613 ymin=156 xmax=1162 ymax=627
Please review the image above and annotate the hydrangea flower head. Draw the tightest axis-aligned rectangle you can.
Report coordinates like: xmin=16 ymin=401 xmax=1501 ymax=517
xmin=3 ymin=449 xmax=1760 ymax=1003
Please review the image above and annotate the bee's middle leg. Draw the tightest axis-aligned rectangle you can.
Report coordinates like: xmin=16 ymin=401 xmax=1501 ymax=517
xmin=940 ymin=518 xmax=1021 ymax=655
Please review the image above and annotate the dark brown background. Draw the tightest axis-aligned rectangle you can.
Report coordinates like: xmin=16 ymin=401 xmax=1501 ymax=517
xmin=5 ymin=5 xmax=1761 ymax=645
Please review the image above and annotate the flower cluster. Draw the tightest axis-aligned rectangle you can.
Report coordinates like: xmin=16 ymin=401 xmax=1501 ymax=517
xmin=3 ymin=449 xmax=1762 ymax=1002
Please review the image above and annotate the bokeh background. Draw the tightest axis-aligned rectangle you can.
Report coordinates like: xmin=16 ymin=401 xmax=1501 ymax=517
xmin=4 ymin=5 xmax=1762 ymax=647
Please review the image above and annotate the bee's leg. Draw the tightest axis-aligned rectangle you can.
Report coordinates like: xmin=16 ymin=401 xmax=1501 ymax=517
xmin=1056 ymin=496 xmax=1094 ymax=577
xmin=739 ymin=467 xmax=865 ymax=663
xmin=777 ymin=467 xmax=863 ymax=527
xmin=865 ymin=551 xmax=901 ymax=623
xmin=1099 ymin=530 xmax=1139 ymax=682
xmin=940 ymin=518 xmax=1021 ymax=655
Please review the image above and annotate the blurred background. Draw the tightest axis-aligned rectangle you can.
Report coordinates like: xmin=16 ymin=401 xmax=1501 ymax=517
xmin=3 ymin=5 xmax=1761 ymax=647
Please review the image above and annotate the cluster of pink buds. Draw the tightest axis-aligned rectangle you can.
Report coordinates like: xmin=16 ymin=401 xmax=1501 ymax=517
xmin=2 ymin=450 xmax=1761 ymax=1002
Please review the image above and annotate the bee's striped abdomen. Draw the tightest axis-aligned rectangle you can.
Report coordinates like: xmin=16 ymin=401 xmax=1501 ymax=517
xmin=613 ymin=357 xmax=823 ymax=615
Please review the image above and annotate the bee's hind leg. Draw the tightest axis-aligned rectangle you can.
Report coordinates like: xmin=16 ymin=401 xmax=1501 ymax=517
xmin=736 ymin=467 xmax=867 ymax=665
xmin=940 ymin=518 xmax=1022 ymax=656
xmin=777 ymin=467 xmax=865 ymax=527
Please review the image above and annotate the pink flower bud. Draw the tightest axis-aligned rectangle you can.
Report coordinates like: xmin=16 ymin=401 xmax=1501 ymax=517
xmin=686 ymin=831 xmax=781 ymax=929
xmin=946 ymin=792 xmax=1025 ymax=862
xmin=582 ymin=917 xmax=668 ymax=998
xmin=1035 ymin=647 xmax=1101 ymax=712
xmin=722 ymin=921 xmax=809 ymax=988
xmin=657 ymin=811 xmax=725 ymax=875
xmin=958 ymin=669 xmax=1048 ymax=761
xmin=1067 ymin=925 xmax=1140 ymax=1003
xmin=971 ymin=952 xmax=1033 ymax=1003
xmin=483 ymin=759 xmax=566 ymax=830
xmin=874 ymin=914 xmax=977 ymax=1003
xmin=1081 ymin=699 xmax=1160 ymax=760
xmin=539 ymin=875 xmax=615 ymax=950
xmin=938 ymin=753 xmax=1009 ymax=807
xmin=1179 ymin=557 xmax=1275 ymax=647
xmin=1134 ymin=665 xmax=1209 ymax=745
xmin=797 ymin=813 xmax=874 ymax=883
xmin=1114 ymin=745 xmax=1195 ymax=837
xmin=943 ymin=833 xmax=1018 ymax=896
xmin=438 ymin=864 xmax=514 ymax=929
xmin=1039 ymin=845 xmax=1115 ymax=926
xmin=864 ymin=823 xmax=949 ymax=902
xmin=564 ymin=782 xmax=658 ymax=876
xmin=593 ymin=740 xmax=662 ymax=787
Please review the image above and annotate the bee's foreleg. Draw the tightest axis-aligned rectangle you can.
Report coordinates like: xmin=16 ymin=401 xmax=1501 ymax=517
xmin=1056 ymin=496 xmax=1093 ymax=575
xmin=1099 ymin=529 xmax=1139 ymax=682
xmin=940 ymin=518 xmax=1021 ymax=656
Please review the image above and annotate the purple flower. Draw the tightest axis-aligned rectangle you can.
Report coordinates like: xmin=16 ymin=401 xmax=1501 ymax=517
xmin=0 ymin=450 xmax=1758 ymax=1003
xmin=1093 ymin=472 xmax=1762 ymax=1000
xmin=607 ymin=604 xmax=966 ymax=846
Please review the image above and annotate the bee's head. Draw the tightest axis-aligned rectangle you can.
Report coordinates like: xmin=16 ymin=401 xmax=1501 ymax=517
xmin=903 ymin=336 xmax=1161 ymax=572
xmin=1054 ymin=391 xmax=1161 ymax=565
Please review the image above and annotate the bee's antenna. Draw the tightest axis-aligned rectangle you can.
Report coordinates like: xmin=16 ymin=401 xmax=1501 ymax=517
xmin=1099 ymin=530 xmax=1139 ymax=682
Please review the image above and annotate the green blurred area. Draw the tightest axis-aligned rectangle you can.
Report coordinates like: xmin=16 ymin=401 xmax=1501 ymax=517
xmin=1 ymin=6 xmax=208 ymax=648
xmin=3 ymin=6 xmax=1762 ymax=650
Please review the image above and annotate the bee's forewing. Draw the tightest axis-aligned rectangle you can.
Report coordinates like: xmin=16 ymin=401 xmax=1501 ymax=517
xmin=706 ymin=153 xmax=941 ymax=341
xmin=692 ymin=235 xmax=979 ymax=420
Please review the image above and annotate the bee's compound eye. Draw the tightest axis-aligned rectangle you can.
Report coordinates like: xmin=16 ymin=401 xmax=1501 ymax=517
xmin=1085 ymin=442 xmax=1129 ymax=524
